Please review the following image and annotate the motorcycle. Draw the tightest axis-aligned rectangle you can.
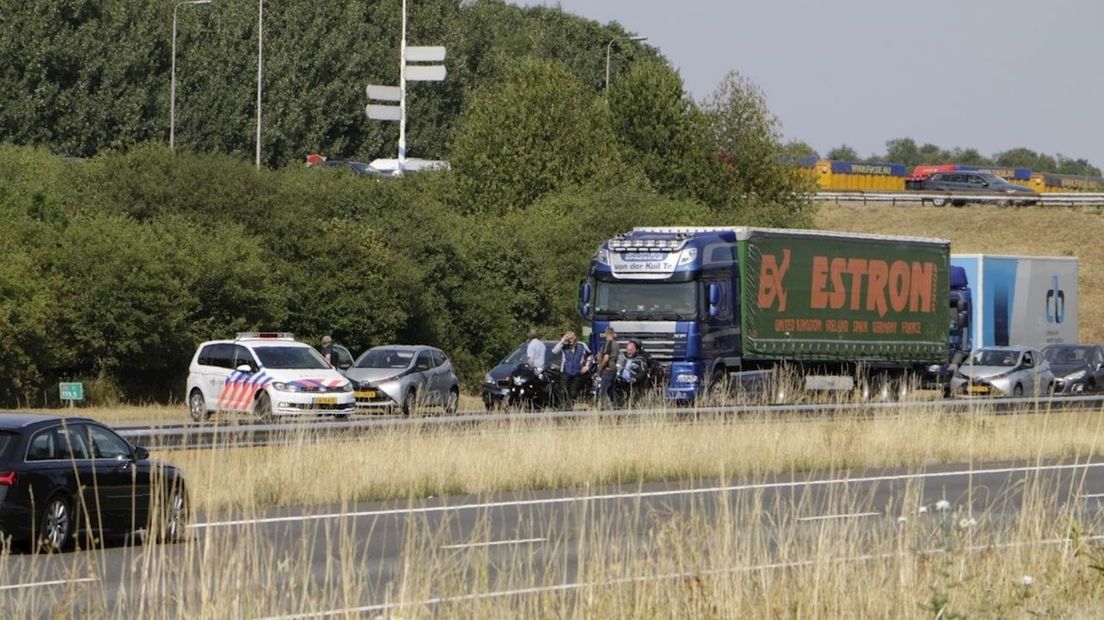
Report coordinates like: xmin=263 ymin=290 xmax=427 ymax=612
xmin=506 ymin=363 xmax=568 ymax=410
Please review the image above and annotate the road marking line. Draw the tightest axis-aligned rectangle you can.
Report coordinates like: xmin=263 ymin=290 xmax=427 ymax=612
xmin=0 ymin=577 xmax=97 ymax=591
xmin=440 ymin=537 xmax=547 ymax=550
xmin=1080 ymin=493 xmax=1104 ymax=499
xmin=193 ymin=460 xmax=1104 ymax=529
xmin=796 ymin=511 xmax=881 ymax=522
xmin=259 ymin=533 xmax=1104 ymax=619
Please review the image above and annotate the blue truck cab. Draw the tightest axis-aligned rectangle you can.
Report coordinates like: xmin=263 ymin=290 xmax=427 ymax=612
xmin=579 ymin=228 xmax=743 ymax=402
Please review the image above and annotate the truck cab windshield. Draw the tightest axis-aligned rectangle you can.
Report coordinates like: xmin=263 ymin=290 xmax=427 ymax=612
xmin=594 ymin=281 xmax=698 ymax=320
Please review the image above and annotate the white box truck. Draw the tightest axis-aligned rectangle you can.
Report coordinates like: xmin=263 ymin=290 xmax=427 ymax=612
xmin=950 ymin=254 xmax=1078 ymax=351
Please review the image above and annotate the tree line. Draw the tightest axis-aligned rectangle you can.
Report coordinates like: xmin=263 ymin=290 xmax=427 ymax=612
xmin=819 ymin=139 xmax=1101 ymax=177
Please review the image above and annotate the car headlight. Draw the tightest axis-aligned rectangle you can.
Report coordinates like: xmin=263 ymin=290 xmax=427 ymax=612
xmin=1064 ymin=369 xmax=1088 ymax=381
xmin=484 ymin=373 xmax=494 ymax=384
xmin=512 ymin=376 xmax=526 ymax=386
xmin=675 ymin=374 xmax=699 ymax=384
xmin=272 ymin=382 xmax=301 ymax=392
xmin=954 ymin=371 xmax=968 ymax=380
xmin=340 ymin=383 xmax=353 ymax=393
xmin=987 ymin=371 xmax=1010 ymax=381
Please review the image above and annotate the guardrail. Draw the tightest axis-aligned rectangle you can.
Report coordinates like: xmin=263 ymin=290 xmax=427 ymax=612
xmin=816 ymin=191 xmax=1104 ymax=207
xmin=115 ymin=394 xmax=1104 ymax=450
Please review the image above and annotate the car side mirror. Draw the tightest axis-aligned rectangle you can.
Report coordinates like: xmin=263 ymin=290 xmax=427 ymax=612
xmin=236 ymin=364 xmax=253 ymax=373
xmin=133 ymin=446 xmax=150 ymax=461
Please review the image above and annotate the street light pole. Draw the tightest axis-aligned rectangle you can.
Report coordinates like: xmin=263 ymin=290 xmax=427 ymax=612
xmin=604 ymin=34 xmax=647 ymax=93
xmin=255 ymin=0 xmax=264 ymax=169
xmin=170 ymin=0 xmax=211 ymax=151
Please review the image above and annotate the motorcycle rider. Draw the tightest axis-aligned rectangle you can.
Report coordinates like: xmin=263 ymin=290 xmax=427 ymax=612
xmin=552 ymin=330 xmax=591 ymax=404
xmin=613 ymin=340 xmax=648 ymax=406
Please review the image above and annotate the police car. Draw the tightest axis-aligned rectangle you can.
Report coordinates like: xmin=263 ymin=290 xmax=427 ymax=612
xmin=185 ymin=333 xmax=356 ymax=421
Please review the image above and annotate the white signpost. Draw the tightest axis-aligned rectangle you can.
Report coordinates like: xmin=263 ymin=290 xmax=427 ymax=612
xmin=365 ymin=0 xmax=447 ymax=175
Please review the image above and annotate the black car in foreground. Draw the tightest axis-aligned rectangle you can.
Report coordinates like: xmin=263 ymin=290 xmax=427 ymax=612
xmin=1043 ymin=344 xmax=1104 ymax=394
xmin=0 ymin=415 xmax=187 ymax=552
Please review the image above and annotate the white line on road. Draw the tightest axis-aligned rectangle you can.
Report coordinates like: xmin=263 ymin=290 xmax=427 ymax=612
xmin=0 ymin=577 xmax=97 ymax=592
xmin=796 ymin=511 xmax=881 ymax=522
xmin=1079 ymin=493 xmax=1104 ymax=499
xmin=193 ymin=460 xmax=1104 ymax=530
xmin=440 ymin=537 xmax=547 ymax=550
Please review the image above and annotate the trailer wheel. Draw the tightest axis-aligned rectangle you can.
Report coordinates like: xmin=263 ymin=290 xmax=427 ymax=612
xmin=931 ymin=197 xmax=948 ymax=207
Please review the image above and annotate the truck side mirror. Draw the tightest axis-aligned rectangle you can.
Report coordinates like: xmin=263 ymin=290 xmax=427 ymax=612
xmin=708 ymin=282 xmax=720 ymax=318
xmin=579 ymin=281 xmax=592 ymax=318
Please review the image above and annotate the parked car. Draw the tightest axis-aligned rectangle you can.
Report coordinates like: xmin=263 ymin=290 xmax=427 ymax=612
xmin=0 ymin=415 xmax=187 ymax=552
xmin=345 ymin=346 xmax=460 ymax=415
xmin=950 ymin=346 xmax=1054 ymax=397
xmin=1042 ymin=344 xmax=1104 ymax=394
xmin=920 ymin=171 xmax=1039 ymax=207
xmin=481 ymin=340 xmax=563 ymax=410
xmin=185 ymin=332 xmax=355 ymax=422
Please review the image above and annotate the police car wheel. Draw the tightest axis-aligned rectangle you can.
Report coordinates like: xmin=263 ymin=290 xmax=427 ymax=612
xmin=188 ymin=389 xmax=208 ymax=422
xmin=254 ymin=392 xmax=274 ymax=420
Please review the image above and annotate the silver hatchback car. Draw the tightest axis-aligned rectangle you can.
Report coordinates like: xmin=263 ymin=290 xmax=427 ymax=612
xmin=345 ymin=346 xmax=460 ymax=415
xmin=950 ymin=346 xmax=1054 ymax=398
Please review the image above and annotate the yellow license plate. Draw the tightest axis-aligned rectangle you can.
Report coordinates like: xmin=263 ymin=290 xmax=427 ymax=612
xmin=968 ymin=385 xmax=990 ymax=394
xmin=355 ymin=390 xmax=377 ymax=399
xmin=314 ymin=396 xmax=338 ymax=405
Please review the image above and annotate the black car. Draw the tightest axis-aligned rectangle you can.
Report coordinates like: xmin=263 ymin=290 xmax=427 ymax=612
xmin=0 ymin=415 xmax=187 ymax=552
xmin=481 ymin=341 xmax=562 ymax=410
xmin=920 ymin=171 xmax=1039 ymax=206
xmin=1043 ymin=344 xmax=1104 ymax=394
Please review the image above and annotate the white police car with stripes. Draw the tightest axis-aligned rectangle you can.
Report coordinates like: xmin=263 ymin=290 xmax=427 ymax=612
xmin=185 ymin=333 xmax=355 ymax=421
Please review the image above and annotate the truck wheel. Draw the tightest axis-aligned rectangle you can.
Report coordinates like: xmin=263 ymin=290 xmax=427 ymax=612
xmin=709 ymin=367 xmax=729 ymax=401
xmin=894 ymin=374 xmax=914 ymax=401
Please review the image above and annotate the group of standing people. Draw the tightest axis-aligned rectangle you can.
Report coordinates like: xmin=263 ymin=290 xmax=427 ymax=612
xmin=525 ymin=326 xmax=650 ymax=406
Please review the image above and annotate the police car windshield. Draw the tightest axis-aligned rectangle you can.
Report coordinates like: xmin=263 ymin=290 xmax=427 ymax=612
xmin=970 ymin=349 xmax=1020 ymax=367
xmin=254 ymin=346 xmax=329 ymax=369
xmin=354 ymin=349 xmax=414 ymax=369
xmin=594 ymin=281 xmax=698 ymax=319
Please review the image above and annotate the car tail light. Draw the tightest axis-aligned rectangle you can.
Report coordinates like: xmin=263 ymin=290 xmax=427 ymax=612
xmin=0 ymin=471 xmax=16 ymax=486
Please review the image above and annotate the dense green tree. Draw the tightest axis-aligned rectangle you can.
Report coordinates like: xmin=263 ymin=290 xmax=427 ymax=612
xmin=451 ymin=58 xmax=624 ymax=214
xmin=825 ymin=144 xmax=859 ymax=161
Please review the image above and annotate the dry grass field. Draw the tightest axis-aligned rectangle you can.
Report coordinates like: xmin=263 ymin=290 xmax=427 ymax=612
xmin=817 ymin=203 xmax=1104 ymax=343
xmin=165 ymin=404 xmax=1104 ymax=514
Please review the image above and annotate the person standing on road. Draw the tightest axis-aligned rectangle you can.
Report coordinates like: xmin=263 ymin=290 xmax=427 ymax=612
xmin=552 ymin=330 xmax=591 ymax=402
xmin=321 ymin=335 xmax=335 ymax=366
xmin=596 ymin=326 xmax=620 ymax=404
xmin=526 ymin=329 xmax=547 ymax=374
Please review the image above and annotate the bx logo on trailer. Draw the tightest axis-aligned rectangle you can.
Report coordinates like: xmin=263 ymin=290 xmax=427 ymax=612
xmin=1046 ymin=275 xmax=1066 ymax=324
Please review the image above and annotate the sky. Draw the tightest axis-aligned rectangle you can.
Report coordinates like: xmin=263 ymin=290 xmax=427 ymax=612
xmin=519 ymin=0 xmax=1104 ymax=166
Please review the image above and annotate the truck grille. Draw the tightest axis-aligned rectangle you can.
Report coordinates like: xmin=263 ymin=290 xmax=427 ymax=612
xmin=617 ymin=332 xmax=683 ymax=362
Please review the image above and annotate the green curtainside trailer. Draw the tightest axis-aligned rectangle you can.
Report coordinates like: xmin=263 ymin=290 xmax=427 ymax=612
xmin=739 ymin=229 xmax=950 ymax=365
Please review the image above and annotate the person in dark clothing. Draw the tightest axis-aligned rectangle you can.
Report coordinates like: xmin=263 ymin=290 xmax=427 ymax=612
xmin=552 ymin=330 xmax=591 ymax=404
xmin=595 ymin=326 xmax=620 ymax=405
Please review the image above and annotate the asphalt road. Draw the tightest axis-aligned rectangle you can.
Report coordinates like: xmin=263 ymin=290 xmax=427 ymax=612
xmin=5 ymin=458 xmax=1104 ymax=617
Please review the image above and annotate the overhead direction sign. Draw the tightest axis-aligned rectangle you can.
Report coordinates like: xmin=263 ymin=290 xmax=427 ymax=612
xmin=405 ymin=65 xmax=447 ymax=82
xmin=366 ymin=85 xmax=401 ymax=101
xmin=366 ymin=104 xmax=401 ymax=121
xmin=405 ymin=46 xmax=446 ymax=62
